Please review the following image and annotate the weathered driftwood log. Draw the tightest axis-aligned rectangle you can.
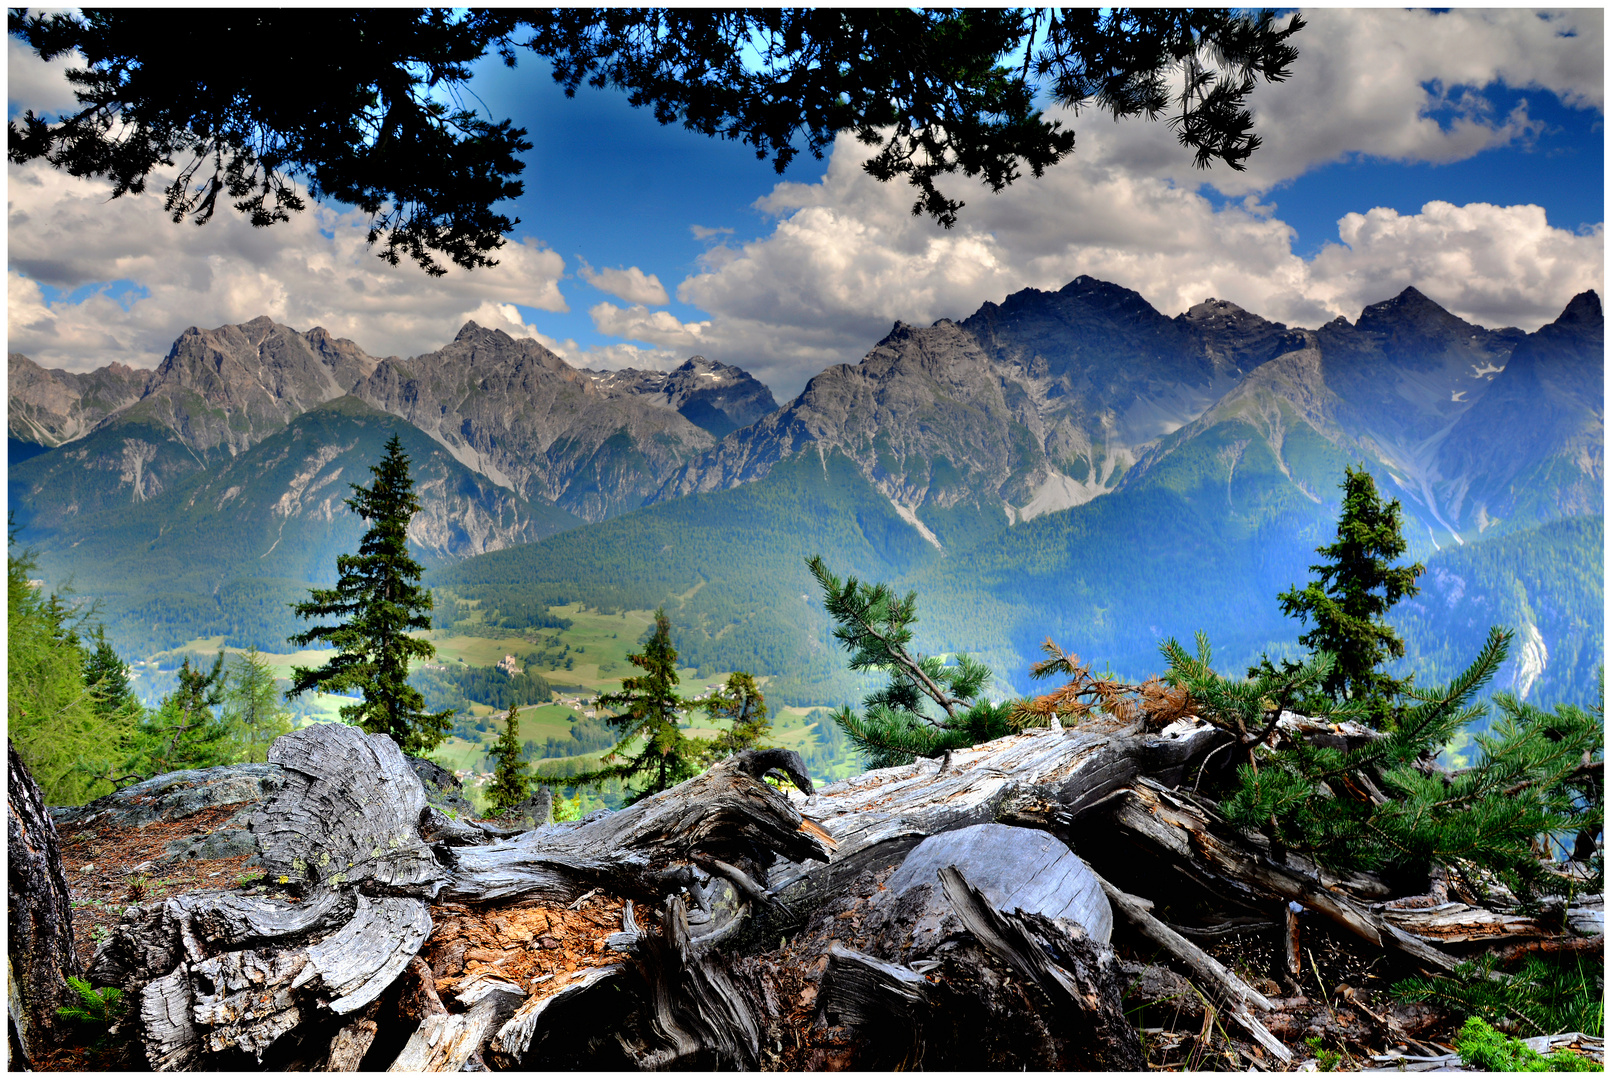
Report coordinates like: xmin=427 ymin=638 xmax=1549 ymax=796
xmin=8 ymin=739 xmax=83 ymax=1068
xmin=47 ymin=714 xmax=1598 ymax=1070
xmin=756 ymin=717 xmax=1231 ymax=941
xmin=1104 ymin=777 xmax=1464 ymax=972
xmin=79 ymin=725 xmax=835 ymax=1071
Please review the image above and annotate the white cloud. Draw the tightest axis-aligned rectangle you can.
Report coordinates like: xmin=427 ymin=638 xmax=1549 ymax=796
xmin=7 ymin=36 xmax=81 ymax=118
xmin=576 ymin=260 xmax=670 ymax=306
xmin=668 ymin=124 xmax=1601 ymax=397
xmin=590 ymin=303 xmax=710 ymax=351
xmin=1094 ymin=8 xmax=1604 ymax=197
xmin=7 ymin=8 xmax=1602 ymax=401
xmin=1307 ymin=202 xmax=1605 ymax=330
xmin=6 ymin=162 xmax=569 ymax=371
xmin=652 ymin=9 xmax=1605 ymax=396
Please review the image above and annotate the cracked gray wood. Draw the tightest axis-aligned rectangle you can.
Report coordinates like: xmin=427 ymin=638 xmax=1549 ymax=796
xmin=253 ymin=723 xmax=446 ymax=894
xmin=444 ymin=755 xmax=834 ymax=905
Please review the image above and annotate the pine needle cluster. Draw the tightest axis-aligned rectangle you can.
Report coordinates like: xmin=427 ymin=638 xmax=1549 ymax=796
xmin=1013 ymin=637 xmax=1192 ymax=730
xmin=808 ymin=555 xmax=1015 ymax=769
xmin=1398 ymin=960 xmax=1604 ymax=1042
xmin=1198 ymin=626 xmax=1603 ymax=903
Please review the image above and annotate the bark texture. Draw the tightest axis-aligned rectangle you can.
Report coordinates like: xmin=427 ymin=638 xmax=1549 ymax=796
xmin=8 ymin=738 xmax=82 ymax=1067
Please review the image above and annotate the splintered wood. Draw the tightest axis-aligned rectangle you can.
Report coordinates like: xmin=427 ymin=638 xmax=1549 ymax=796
xmin=422 ymin=893 xmax=649 ymax=998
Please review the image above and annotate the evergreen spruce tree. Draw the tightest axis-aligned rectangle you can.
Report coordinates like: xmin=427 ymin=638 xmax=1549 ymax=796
xmin=220 ymin=647 xmax=295 ymax=763
xmin=83 ymin=627 xmax=139 ymax=720
xmin=287 ymin=434 xmax=452 ymax=753
xmin=543 ymin=608 xmax=707 ymax=803
xmin=700 ymin=671 xmax=772 ymax=759
xmin=1176 ymin=625 xmax=1602 ymax=902
xmin=808 ymin=555 xmax=1016 ymax=769
xmin=1278 ymin=465 xmax=1424 ymax=725
xmin=486 ymin=704 xmax=531 ymax=814
xmin=139 ymin=653 xmax=233 ymax=775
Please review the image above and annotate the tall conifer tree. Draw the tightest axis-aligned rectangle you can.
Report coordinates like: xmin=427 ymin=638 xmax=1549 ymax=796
xmin=486 ymin=704 xmax=530 ymax=813
xmin=544 ymin=609 xmax=707 ymax=803
xmin=287 ymin=434 xmax=452 ymax=752
xmin=1278 ymin=466 xmax=1423 ymax=724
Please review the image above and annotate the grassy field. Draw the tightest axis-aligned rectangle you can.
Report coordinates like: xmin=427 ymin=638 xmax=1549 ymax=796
xmin=158 ymin=602 xmax=860 ymax=789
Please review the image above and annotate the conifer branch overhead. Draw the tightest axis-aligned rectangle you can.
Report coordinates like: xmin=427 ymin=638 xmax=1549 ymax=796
xmin=9 ymin=9 xmax=1304 ymax=267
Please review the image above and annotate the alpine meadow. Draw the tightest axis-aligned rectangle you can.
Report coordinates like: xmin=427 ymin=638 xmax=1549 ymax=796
xmin=7 ymin=9 xmax=1603 ymax=1073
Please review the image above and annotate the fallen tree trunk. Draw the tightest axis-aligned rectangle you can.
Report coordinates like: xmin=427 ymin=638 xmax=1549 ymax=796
xmin=39 ymin=716 xmax=1601 ymax=1071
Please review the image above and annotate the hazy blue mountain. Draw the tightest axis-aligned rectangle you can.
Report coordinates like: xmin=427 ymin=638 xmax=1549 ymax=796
xmin=661 ymin=278 xmax=1290 ymax=554
xmin=1429 ymin=291 xmax=1603 ymax=534
xmin=585 ymin=355 xmax=779 ymax=439
xmin=353 ymin=322 xmax=717 ymax=522
xmin=10 ymin=278 xmax=1599 ymax=713
xmin=14 ymin=396 xmax=580 ymax=656
xmin=439 ymin=283 xmax=1601 ymax=708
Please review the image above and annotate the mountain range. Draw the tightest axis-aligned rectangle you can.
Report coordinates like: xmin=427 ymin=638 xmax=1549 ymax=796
xmin=10 ymin=277 xmax=1601 ymax=707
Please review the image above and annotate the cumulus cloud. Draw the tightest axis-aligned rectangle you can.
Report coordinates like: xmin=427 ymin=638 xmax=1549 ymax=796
xmin=1093 ymin=8 xmax=1604 ymax=196
xmin=590 ymin=302 xmax=711 ymax=350
xmin=7 ymin=36 xmax=81 ymax=118
xmin=668 ymin=125 xmax=1601 ymax=397
xmin=6 ymin=162 xmax=569 ymax=371
xmin=1307 ymin=202 xmax=1604 ymax=330
xmin=654 ymin=8 xmax=1604 ymax=396
xmin=7 ymin=8 xmax=1602 ymax=401
xmin=576 ymin=260 xmax=670 ymax=306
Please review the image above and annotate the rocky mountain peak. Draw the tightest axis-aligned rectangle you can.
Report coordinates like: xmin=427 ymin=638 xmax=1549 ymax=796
xmin=1354 ymin=286 xmax=1476 ymax=340
xmin=1555 ymin=289 xmax=1602 ymax=329
xmin=1177 ymin=298 xmax=1291 ymax=371
xmin=586 ymin=355 xmax=778 ymax=439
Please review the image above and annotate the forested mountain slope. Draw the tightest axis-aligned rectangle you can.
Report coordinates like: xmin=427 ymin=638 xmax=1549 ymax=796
xmin=13 ymin=397 xmax=578 ymax=656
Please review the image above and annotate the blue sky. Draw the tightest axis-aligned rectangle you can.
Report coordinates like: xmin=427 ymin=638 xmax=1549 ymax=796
xmin=8 ymin=9 xmax=1604 ymax=397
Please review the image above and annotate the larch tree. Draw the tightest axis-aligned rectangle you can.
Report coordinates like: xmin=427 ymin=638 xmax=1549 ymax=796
xmin=220 ymin=647 xmax=295 ymax=764
xmin=7 ymin=543 xmax=135 ymax=805
xmin=287 ymin=434 xmax=453 ymax=753
xmin=1277 ymin=465 xmax=1425 ymax=725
